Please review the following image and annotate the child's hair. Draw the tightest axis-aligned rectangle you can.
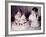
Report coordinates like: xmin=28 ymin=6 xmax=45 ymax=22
xmin=15 ymin=8 xmax=23 ymax=16
xmin=32 ymin=7 xmax=38 ymax=12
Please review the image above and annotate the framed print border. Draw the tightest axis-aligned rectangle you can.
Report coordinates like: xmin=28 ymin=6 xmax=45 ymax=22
xmin=5 ymin=1 xmax=45 ymax=36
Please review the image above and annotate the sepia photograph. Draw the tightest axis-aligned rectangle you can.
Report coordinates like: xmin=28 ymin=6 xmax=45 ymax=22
xmin=8 ymin=2 xmax=44 ymax=35
xmin=11 ymin=6 xmax=41 ymax=31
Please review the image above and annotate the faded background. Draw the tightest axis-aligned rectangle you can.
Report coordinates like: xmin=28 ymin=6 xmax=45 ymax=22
xmin=11 ymin=6 xmax=41 ymax=17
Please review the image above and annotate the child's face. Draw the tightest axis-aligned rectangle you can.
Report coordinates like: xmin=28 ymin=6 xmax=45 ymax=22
xmin=15 ymin=11 xmax=21 ymax=18
xmin=16 ymin=11 xmax=21 ymax=17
